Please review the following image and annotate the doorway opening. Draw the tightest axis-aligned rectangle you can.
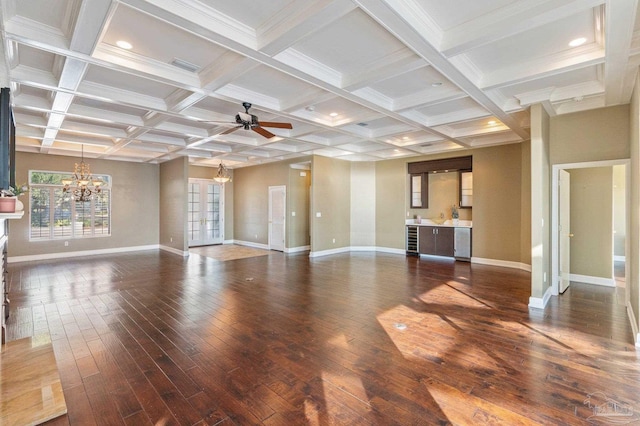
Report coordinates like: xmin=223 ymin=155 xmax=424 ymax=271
xmin=551 ymin=160 xmax=629 ymax=305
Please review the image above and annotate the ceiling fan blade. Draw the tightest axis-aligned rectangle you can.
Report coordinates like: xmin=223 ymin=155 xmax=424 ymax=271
xmin=220 ymin=126 xmax=242 ymax=135
xmin=252 ymin=126 xmax=277 ymax=139
xmin=257 ymin=121 xmax=293 ymax=129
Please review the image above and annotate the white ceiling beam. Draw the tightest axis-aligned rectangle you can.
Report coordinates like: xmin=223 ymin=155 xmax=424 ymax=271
xmin=341 ymin=52 xmax=424 ymax=91
xmin=125 ymin=0 xmax=257 ymax=48
xmin=392 ymin=87 xmax=468 ymax=112
xmin=257 ymin=0 xmax=356 ymax=56
xmin=604 ymin=0 xmax=640 ymax=105
xmin=41 ymin=0 xmax=114 ymax=152
xmin=69 ymin=0 xmax=114 ymax=54
xmin=441 ymin=0 xmax=606 ymax=57
xmin=478 ymin=46 xmax=605 ymax=90
xmin=118 ymin=0 xmax=470 ymax=145
xmin=354 ymin=0 xmax=529 ymax=140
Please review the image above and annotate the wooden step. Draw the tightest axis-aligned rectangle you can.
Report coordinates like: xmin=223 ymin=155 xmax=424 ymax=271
xmin=1 ymin=334 xmax=67 ymax=425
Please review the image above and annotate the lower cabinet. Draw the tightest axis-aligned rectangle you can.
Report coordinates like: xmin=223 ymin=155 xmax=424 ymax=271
xmin=418 ymin=226 xmax=454 ymax=257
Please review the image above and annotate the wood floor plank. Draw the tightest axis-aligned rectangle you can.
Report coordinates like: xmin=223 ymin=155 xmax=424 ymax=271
xmin=4 ymin=251 xmax=640 ymax=425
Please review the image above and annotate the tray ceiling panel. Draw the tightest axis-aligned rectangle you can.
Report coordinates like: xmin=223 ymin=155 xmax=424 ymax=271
xmin=2 ymin=0 xmax=638 ymax=168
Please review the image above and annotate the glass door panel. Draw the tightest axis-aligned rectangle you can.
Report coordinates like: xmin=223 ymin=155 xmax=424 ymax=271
xmin=188 ymin=179 xmax=223 ymax=246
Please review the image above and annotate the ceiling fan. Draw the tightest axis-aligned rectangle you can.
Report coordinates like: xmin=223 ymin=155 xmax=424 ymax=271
xmin=212 ymin=102 xmax=293 ymax=139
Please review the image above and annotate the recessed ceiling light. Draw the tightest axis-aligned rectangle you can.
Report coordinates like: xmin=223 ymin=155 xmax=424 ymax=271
xmin=402 ymin=136 xmax=409 ymax=140
xmin=116 ymin=40 xmax=133 ymax=50
xmin=305 ymin=106 xmax=315 ymax=112
xmin=329 ymin=112 xmax=338 ymax=117
xmin=431 ymin=82 xmax=443 ymax=87
xmin=569 ymin=37 xmax=586 ymax=47
xmin=488 ymin=120 xmax=497 ymax=125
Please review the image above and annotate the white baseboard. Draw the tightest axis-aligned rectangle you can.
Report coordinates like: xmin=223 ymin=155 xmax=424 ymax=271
xmin=349 ymin=246 xmax=377 ymax=252
xmin=368 ymin=247 xmax=406 ymax=255
xmin=471 ymin=257 xmax=532 ymax=272
xmin=233 ymin=240 xmax=269 ymax=250
xmin=309 ymin=246 xmax=407 ymax=258
xmin=285 ymin=245 xmax=310 ymax=254
xmin=569 ymin=273 xmax=615 ymax=287
xmin=9 ymin=244 xmax=160 ymax=263
xmin=614 ymin=255 xmax=626 ymax=262
xmin=223 ymin=239 xmax=234 ymax=245
xmin=309 ymin=247 xmax=351 ymax=258
xmin=160 ymin=245 xmax=189 ymax=257
xmin=626 ymin=301 xmax=640 ymax=348
xmin=528 ymin=286 xmax=553 ymax=310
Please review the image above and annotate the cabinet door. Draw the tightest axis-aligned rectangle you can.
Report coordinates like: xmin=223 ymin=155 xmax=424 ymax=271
xmin=410 ymin=174 xmax=427 ymax=208
xmin=419 ymin=226 xmax=436 ymax=254
xmin=435 ymin=227 xmax=455 ymax=257
xmin=459 ymin=171 xmax=473 ymax=208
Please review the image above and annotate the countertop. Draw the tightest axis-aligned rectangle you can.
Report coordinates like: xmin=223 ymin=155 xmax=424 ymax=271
xmin=406 ymin=219 xmax=472 ymax=228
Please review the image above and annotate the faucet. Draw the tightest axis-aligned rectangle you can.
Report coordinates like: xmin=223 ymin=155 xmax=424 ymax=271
xmin=440 ymin=212 xmax=444 ymax=219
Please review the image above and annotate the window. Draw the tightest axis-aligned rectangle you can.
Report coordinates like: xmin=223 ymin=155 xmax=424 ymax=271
xmin=29 ymin=171 xmax=111 ymax=240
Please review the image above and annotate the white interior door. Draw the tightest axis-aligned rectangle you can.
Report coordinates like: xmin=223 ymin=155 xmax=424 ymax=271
xmin=188 ymin=179 xmax=223 ymax=247
xmin=559 ymin=170 xmax=571 ymax=293
xmin=269 ymin=186 xmax=285 ymax=251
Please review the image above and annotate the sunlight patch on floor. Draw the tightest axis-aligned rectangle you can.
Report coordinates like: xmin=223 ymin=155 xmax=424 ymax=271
xmin=422 ymin=377 xmax=533 ymax=425
xmin=327 ymin=333 xmax=350 ymax=348
xmin=416 ymin=281 xmax=495 ymax=310
xmin=303 ymin=398 xmax=321 ymax=425
xmin=377 ymin=309 xmax=454 ymax=363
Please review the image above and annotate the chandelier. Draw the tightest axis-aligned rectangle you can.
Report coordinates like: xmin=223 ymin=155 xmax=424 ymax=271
xmin=214 ymin=162 xmax=232 ymax=183
xmin=61 ymin=145 xmax=103 ymax=202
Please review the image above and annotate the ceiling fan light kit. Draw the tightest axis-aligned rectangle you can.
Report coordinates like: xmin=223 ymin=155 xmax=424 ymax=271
xmin=216 ymin=102 xmax=293 ymax=139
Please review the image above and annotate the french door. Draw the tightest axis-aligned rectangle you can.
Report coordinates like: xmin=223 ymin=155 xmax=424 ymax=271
xmin=188 ymin=179 xmax=223 ymax=247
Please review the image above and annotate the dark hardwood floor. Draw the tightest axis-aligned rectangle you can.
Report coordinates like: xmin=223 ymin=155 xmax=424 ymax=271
xmin=5 ymin=250 xmax=640 ymax=425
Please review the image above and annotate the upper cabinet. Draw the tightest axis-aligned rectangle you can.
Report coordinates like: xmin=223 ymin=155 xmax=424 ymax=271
xmin=408 ymin=156 xmax=472 ymax=209
xmin=410 ymin=173 xmax=427 ymax=208
xmin=459 ymin=171 xmax=473 ymax=208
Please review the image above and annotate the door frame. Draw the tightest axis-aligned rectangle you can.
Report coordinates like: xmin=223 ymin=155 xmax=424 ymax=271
xmin=551 ymin=159 xmax=629 ymax=299
xmin=558 ymin=169 xmax=571 ymax=293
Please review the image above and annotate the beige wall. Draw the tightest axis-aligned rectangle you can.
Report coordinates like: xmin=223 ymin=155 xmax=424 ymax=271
xmin=188 ymin=165 xmax=234 ymax=240
xmin=374 ymin=144 xmax=526 ymax=263
xmin=160 ymin=157 xmax=187 ymax=252
xmin=472 ymin=144 xmax=524 ymax=262
xmin=375 ymin=158 xmax=406 ymax=249
xmin=568 ymin=167 xmax=613 ymax=279
xmin=288 ymin=167 xmax=310 ymax=249
xmin=613 ymin=165 xmax=626 ymax=258
xmin=233 ymin=157 xmax=311 ymax=247
xmin=351 ymin=162 xmax=376 ymax=246
xmin=311 ymin=156 xmax=351 ymax=252
xmin=10 ymin=152 xmax=159 ymax=257
xmin=630 ymin=74 xmax=640 ymax=329
xmin=520 ymin=140 xmax=532 ymax=265
xmin=531 ymin=104 xmax=551 ymax=299
xmin=550 ymin=105 xmax=630 ymax=164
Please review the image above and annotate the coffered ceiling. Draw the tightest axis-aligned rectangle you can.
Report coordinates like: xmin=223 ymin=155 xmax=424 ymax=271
xmin=1 ymin=0 xmax=639 ymax=169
